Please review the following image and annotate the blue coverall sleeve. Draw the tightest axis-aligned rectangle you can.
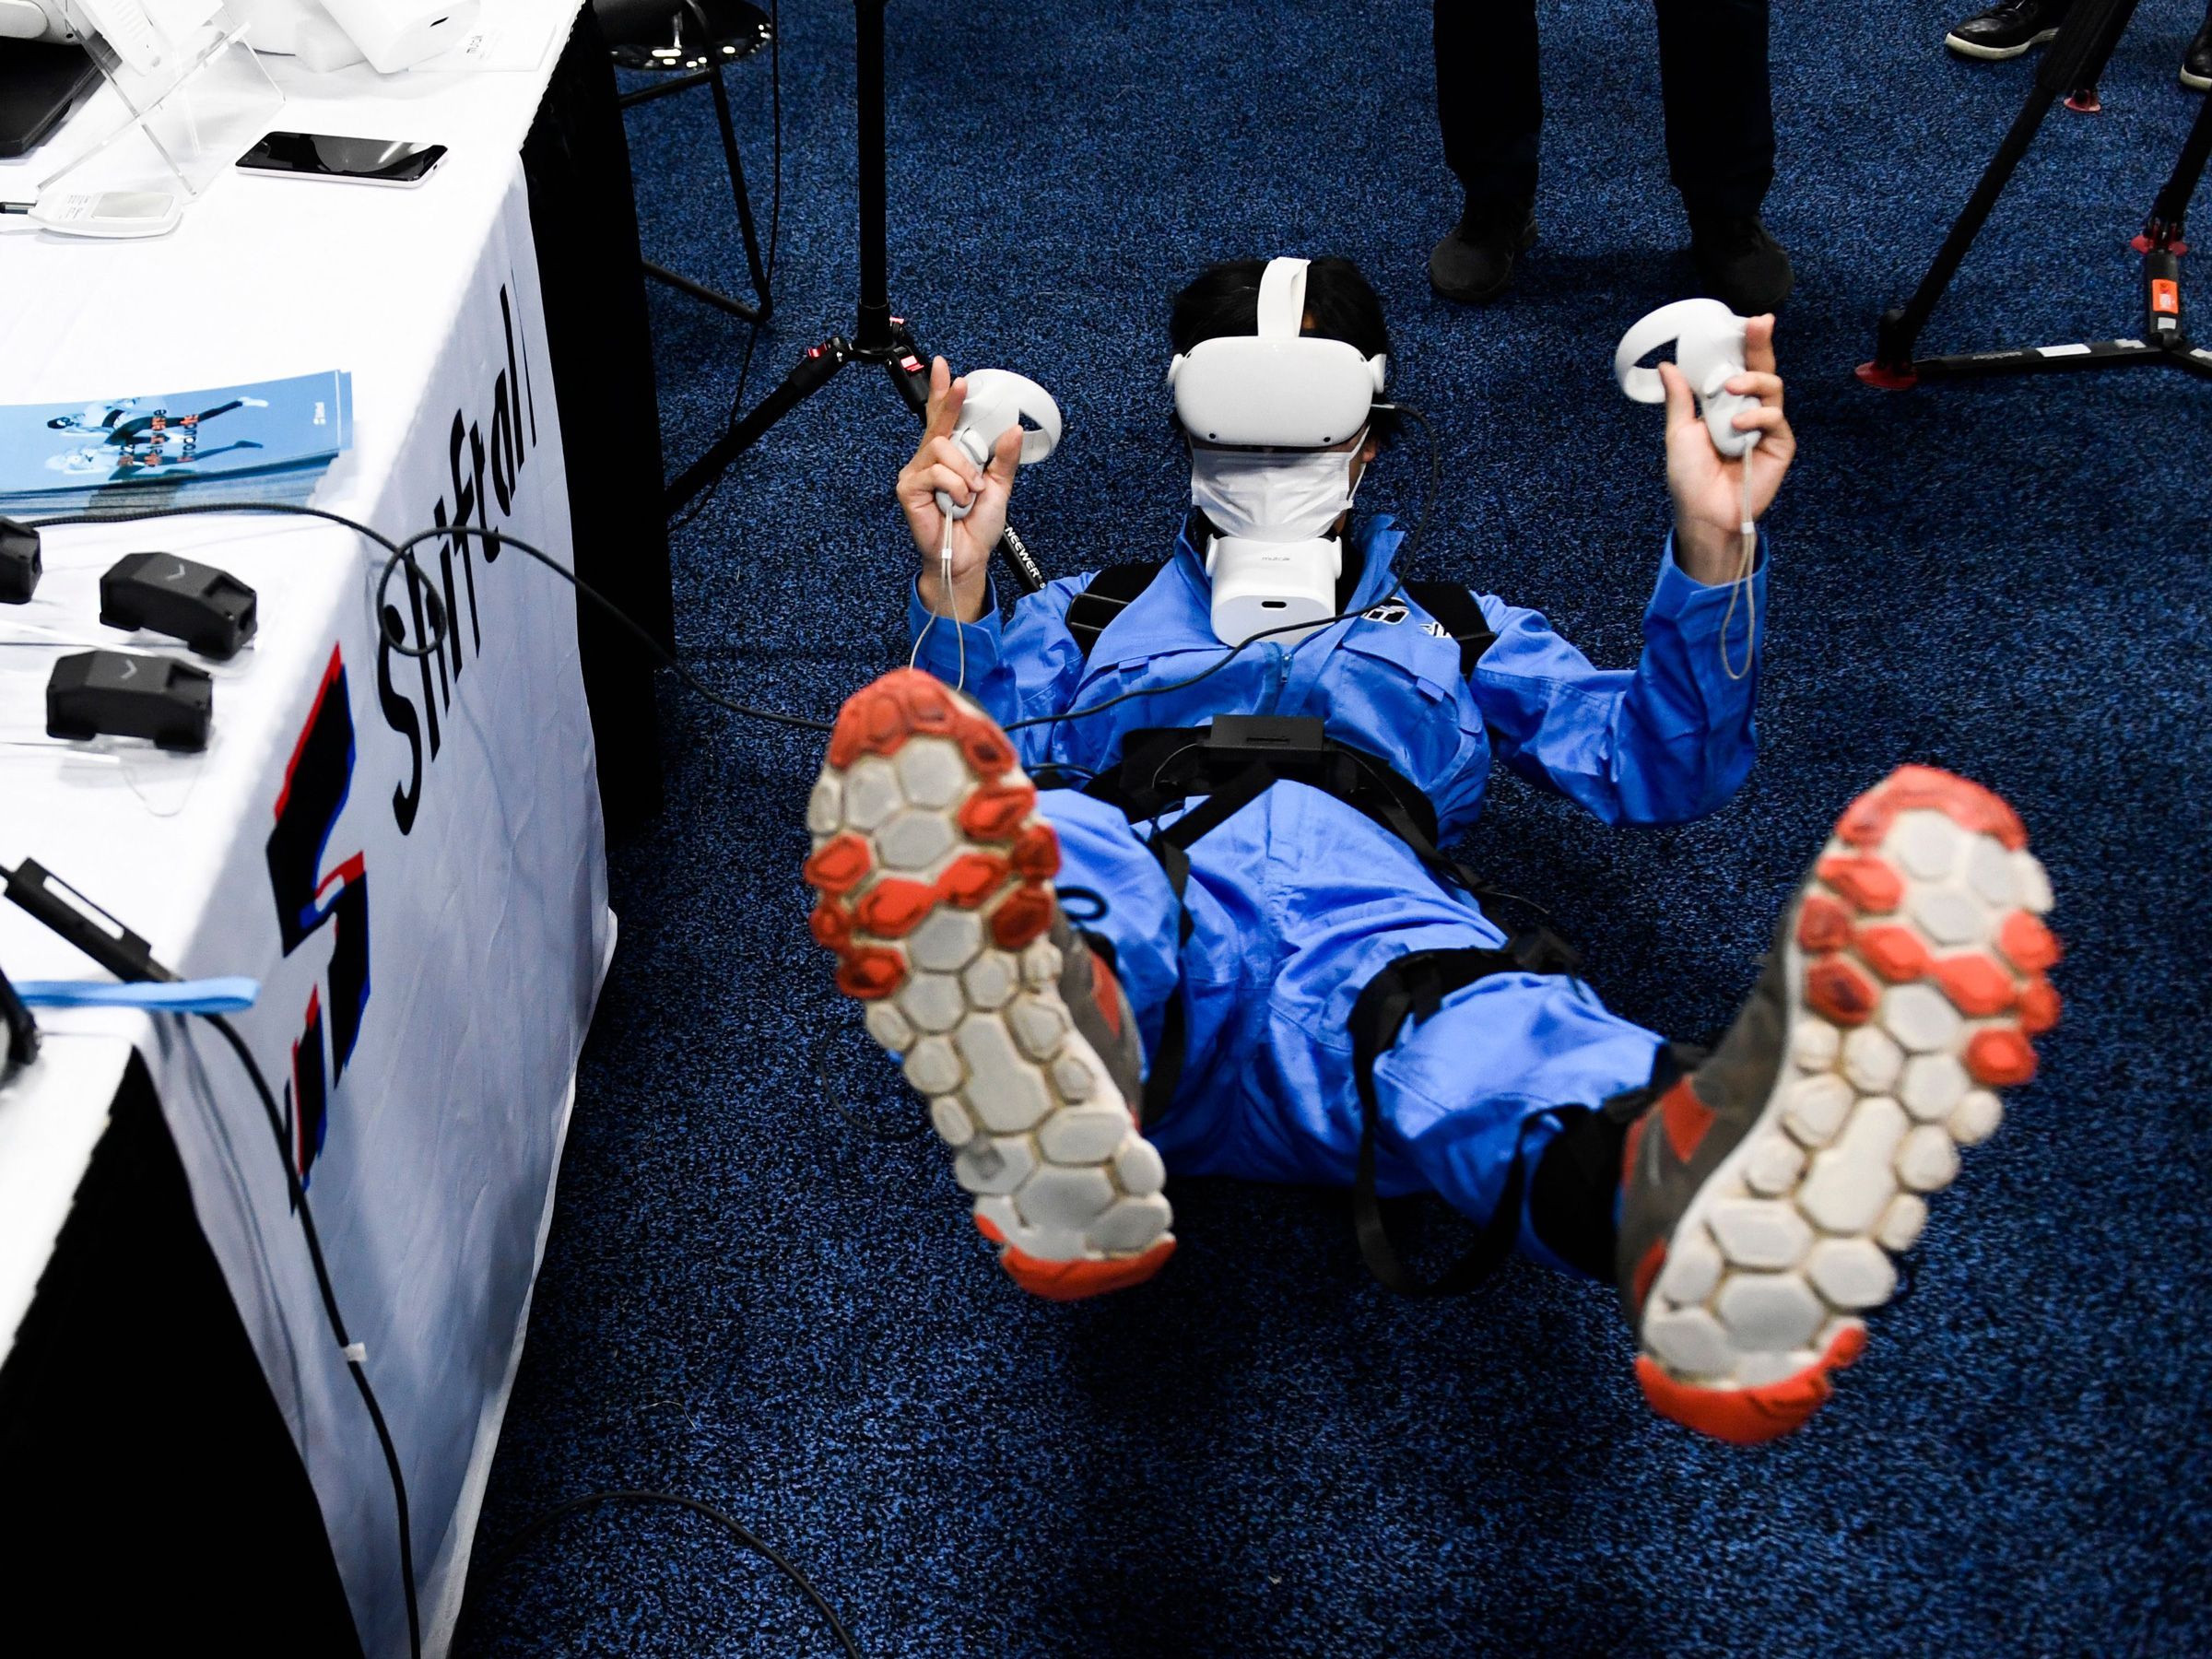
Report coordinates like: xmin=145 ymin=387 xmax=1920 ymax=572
xmin=906 ymin=572 xmax=1092 ymax=762
xmin=1470 ymin=533 xmax=1766 ymax=825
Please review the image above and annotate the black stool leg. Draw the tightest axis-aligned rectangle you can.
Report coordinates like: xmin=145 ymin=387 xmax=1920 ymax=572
xmin=631 ymin=62 xmax=773 ymax=324
xmin=707 ymin=65 xmax=772 ymax=314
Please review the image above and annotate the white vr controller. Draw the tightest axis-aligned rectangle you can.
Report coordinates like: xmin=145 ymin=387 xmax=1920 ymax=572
xmin=1614 ymin=299 xmax=1759 ymax=459
xmin=935 ymin=369 xmax=1063 ymax=522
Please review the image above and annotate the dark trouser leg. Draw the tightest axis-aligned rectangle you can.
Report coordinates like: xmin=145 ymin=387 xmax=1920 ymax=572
xmin=1653 ymin=0 xmax=1775 ymax=221
xmin=1524 ymin=1046 xmax=1692 ymax=1279
xmin=1435 ymin=0 xmax=1544 ymax=210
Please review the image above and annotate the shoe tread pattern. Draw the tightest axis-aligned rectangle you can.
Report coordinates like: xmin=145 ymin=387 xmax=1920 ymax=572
xmin=1634 ymin=766 xmax=2059 ymax=1443
xmin=804 ymin=671 xmax=1174 ymax=1300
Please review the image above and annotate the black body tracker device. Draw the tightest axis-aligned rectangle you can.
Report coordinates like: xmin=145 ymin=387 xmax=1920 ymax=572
xmin=100 ymin=552 xmax=258 ymax=658
xmin=1 ymin=516 xmax=41 ymax=604
xmin=46 ymin=650 xmax=214 ymax=751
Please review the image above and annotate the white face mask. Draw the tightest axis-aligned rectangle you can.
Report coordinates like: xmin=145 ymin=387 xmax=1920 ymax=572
xmin=1188 ymin=434 xmax=1365 ymax=545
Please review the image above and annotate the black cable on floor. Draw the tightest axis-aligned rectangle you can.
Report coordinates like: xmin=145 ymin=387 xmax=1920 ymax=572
xmin=23 ymin=503 xmax=836 ymax=732
xmin=476 ymin=1489 xmax=862 ymax=1656
xmin=815 ymin=1022 xmax=929 ymax=1140
xmin=201 ymin=1013 xmax=423 ymax=1659
xmin=0 ymin=859 xmax=422 ymax=1652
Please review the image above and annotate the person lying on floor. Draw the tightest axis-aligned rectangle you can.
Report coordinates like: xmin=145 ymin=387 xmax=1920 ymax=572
xmin=802 ymin=256 xmax=2062 ymax=1444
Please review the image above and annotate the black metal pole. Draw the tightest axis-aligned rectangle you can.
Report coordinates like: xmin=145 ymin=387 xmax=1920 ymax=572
xmin=1865 ymin=0 xmax=2140 ymax=381
xmin=853 ymin=0 xmax=893 ymax=351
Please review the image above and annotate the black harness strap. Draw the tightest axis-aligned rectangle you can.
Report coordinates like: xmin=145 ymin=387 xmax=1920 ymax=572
xmin=1346 ymin=932 xmax=1581 ymax=1297
xmin=1135 ymin=840 xmax=1194 ymax=1130
xmin=1065 ymin=561 xmax=1165 ymax=665
xmin=1057 ymin=565 xmax=1513 ymax=1155
xmin=1088 ymin=719 xmax=1513 ymax=915
xmin=1127 ymin=761 xmax=1275 ymax=1129
xmin=1404 ymin=580 xmax=1499 ymax=678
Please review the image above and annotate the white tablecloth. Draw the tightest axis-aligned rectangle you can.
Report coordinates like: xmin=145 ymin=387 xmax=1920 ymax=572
xmin=0 ymin=9 xmax=607 ymax=1653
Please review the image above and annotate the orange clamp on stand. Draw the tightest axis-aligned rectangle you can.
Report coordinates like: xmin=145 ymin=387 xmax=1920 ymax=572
xmin=2145 ymin=251 xmax=2184 ymax=342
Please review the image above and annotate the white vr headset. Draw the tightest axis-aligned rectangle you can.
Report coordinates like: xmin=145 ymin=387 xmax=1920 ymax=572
xmin=1169 ymin=257 xmax=1387 ymax=648
xmin=1167 ymin=257 xmax=1387 ymax=449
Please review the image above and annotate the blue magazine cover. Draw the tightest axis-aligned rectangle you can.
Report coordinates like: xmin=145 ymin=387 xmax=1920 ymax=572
xmin=0 ymin=370 xmax=352 ymax=498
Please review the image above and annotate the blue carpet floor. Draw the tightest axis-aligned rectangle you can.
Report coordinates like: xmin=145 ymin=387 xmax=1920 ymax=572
xmin=455 ymin=1 xmax=2212 ymax=1652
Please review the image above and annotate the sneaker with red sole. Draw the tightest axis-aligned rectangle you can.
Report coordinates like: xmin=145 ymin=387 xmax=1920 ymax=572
xmin=803 ymin=668 xmax=1176 ymax=1300
xmin=1618 ymin=765 xmax=2061 ymax=1444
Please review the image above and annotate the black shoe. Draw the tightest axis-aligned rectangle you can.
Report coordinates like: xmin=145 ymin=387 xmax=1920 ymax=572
xmin=1689 ymin=215 xmax=1794 ymax=315
xmin=2184 ymin=12 xmax=2212 ymax=89
xmin=1429 ymin=200 xmax=1536 ymax=305
xmin=1945 ymin=0 xmax=2073 ymax=60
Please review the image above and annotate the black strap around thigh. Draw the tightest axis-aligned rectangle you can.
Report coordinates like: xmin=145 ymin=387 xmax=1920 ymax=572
xmin=1346 ymin=931 xmax=1580 ymax=1297
xmin=1126 ymin=762 xmax=1278 ymax=1130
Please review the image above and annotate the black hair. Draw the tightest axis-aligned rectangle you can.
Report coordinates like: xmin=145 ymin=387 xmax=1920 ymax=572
xmin=1169 ymin=257 xmax=1399 ymax=444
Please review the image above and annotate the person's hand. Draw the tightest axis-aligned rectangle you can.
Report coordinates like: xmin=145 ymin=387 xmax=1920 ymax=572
xmin=897 ymin=358 xmax=1024 ymax=623
xmin=1658 ymin=314 xmax=1795 ymax=585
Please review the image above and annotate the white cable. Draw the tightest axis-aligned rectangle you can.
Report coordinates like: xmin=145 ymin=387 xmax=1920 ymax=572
xmin=908 ymin=513 xmax=967 ymax=691
xmin=908 ymin=594 xmax=933 ymax=669
xmin=948 ymin=516 xmax=966 ymax=691
xmin=1719 ymin=443 xmax=1758 ymax=682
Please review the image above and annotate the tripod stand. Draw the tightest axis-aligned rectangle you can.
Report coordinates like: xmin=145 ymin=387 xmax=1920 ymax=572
xmin=662 ymin=0 xmax=1047 ymax=591
xmin=1860 ymin=0 xmax=2212 ymax=390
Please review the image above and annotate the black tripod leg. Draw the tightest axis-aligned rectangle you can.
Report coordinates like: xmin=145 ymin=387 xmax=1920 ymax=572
xmin=665 ymin=340 xmax=849 ymax=514
xmin=1865 ymin=0 xmax=2143 ymax=381
xmin=708 ymin=67 xmax=773 ymax=317
xmin=885 ymin=343 xmax=931 ymax=415
xmin=1912 ymin=336 xmax=2163 ymax=381
xmin=2147 ymin=79 xmax=2212 ymax=238
xmin=992 ymin=526 xmax=1047 ymax=594
xmin=2144 ymin=246 xmax=2187 ymax=347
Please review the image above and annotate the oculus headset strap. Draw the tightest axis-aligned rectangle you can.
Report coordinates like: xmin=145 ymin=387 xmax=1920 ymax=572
xmin=1255 ymin=254 xmax=1309 ymax=340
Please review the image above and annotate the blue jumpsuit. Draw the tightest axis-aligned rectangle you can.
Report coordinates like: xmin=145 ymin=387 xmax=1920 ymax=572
xmin=907 ymin=512 xmax=1767 ymax=1273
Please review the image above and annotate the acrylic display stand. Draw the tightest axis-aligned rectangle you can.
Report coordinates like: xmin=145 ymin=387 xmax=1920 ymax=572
xmin=38 ymin=3 xmax=281 ymax=201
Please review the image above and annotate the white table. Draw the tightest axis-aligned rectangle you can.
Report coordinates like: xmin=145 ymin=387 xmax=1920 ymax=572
xmin=0 ymin=8 xmax=613 ymax=1653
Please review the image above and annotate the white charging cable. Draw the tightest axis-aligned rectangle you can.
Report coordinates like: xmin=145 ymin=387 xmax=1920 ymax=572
xmin=1719 ymin=446 xmax=1758 ymax=681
